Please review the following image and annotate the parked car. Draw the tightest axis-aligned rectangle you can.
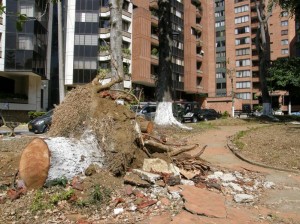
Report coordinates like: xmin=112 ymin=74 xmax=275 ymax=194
xmin=135 ymin=103 xmax=157 ymax=121
xmin=291 ymin=111 xmax=300 ymax=116
xmin=28 ymin=109 xmax=53 ymax=134
xmin=273 ymin=109 xmax=284 ymax=116
xmin=182 ymin=109 xmax=221 ymax=123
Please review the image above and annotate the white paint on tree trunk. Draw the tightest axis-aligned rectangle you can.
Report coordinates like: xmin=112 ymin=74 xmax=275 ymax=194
xmin=45 ymin=130 xmax=105 ymax=181
xmin=154 ymin=102 xmax=192 ymax=130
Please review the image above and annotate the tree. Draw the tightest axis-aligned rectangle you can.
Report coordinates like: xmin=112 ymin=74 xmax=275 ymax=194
xmin=109 ymin=0 xmax=124 ymax=90
xmin=268 ymin=57 xmax=300 ymax=96
xmin=255 ymin=0 xmax=275 ymax=115
xmin=154 ymin=0 xmax=189 ymax=129
xmin=274 ymin=0 xmax=300 ymax=15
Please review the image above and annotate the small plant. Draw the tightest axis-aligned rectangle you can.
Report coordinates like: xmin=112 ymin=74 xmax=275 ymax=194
xmin=28 ymin=111 xmax=46 ymax=119
xmin=222 ymin=111 xmax=229 ymax=118
xmin=99 ymin=45 xmax=110 ymax=52
xmin=45 ymin=176 xmax=68 ymax=188
xmin=122 ymin=48 xmax=131 ymax=55
xmin=30 ymin=190 xmax=49 ymax=213
xmin=151 ymin=48 xmax=158 ymax=56
xmin=233 ymin=130 xmax=246 ymax=150
xmin=50 ymin=189 xmax=75 ymax=205
xmin=90 ymin=185 xmax=112 ymax=205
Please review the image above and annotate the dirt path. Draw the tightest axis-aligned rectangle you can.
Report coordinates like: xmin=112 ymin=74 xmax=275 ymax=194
xmin=146 ymin=124 xmax=300 ymax=224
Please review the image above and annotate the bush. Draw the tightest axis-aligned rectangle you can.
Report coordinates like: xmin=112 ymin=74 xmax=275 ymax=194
xmin=222 ymin=111 xmax=229 ymax=118
xmin=28 ymin=111 xmax=46 ymax=120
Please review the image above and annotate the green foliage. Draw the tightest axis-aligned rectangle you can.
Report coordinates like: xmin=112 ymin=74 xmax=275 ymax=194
xmin=253 ymin=105 xmax=263 ymax=112
xmin=50 ymin=189 xmax=75 ymax=205
xmin=30 ymin=190 xmax=50 ymax=213
xmin=151 ymin=48 xmax=159 ymax=56
xmin=268 ymin=57 xmax=300 ymax=96
xmin=99 ymin=45 xmax=110 ymax=52
xmin=90 ymin=185 xmax=112 ymax=205
xmin=122 ymin=48 xmax=131 ymax=55
xmin=28 ymin=111 xmax=46 ymax=119
xmin=16 ymin=13 xmax=28 ymax=32
xmin=45 ymin=176 xmax=68 ymax=188
xmin=233 ymin=130 xmax=246 ymax=150
xmin=273 ymin=0 xmax=300 ymax=16
xmin=222 ymin=111 xmax=229 ymax=118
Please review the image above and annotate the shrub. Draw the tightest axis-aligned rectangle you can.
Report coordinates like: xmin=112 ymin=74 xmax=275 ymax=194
xmin=28 ymin=111 xmax=46 ymax=120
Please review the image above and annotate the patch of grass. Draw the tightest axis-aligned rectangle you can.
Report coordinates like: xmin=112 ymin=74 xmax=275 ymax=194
xmin=50 ymin=189 xmax=75 ymax=205
xmin=45 ymin=176 xmax=68 ymax=188
xmin=233 ymin=130 xmax=246 ymax=150
xmin=30 ymin=190 xmax=50 ymax=213
xmin=90 ymin=185 xmax=112 ymax=205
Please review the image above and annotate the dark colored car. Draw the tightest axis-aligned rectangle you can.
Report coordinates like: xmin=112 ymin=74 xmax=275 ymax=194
xmin=182 ymin=109 xmax=221 ymax=123
xmin=28 ymin=109 xmax=53 ymax=134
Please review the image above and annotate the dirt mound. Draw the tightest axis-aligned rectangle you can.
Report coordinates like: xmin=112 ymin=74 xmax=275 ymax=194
xmin=49 ymin=84 xmax=147 ymax=175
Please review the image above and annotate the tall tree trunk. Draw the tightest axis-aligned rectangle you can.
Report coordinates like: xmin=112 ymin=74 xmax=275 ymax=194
xmin=256 ymin=0 xmax=272 ymax=115
xmin=154 ymin=0 xmax=190 ymax=129
xmin=110 ymin=0 xmax=124 ymax=90
xmin=57 ymin=1 xmax=65 ymax=102
xmin=156 ymin=0 xmax=173 ymax=102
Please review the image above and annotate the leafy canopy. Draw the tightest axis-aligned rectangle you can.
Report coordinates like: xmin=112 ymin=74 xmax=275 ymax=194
xmin=268 ymin=57 xmax=300 ymax=96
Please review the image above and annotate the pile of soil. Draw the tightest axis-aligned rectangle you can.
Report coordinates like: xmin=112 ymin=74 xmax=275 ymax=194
xmin=49 ymin=84 xmax=147 ymax=176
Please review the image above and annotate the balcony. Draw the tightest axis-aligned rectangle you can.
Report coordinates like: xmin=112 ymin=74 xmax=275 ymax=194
xmin=151 ymin=55 xmax=159 ymax=65
xmin=151 ymin=15 xmax=158 ymax=26
xmin=197 ymin=69 xmax=203 ymax=76
xmin=151 ymin=34 xmax=159 ymax=45
xmin=196 ymin=38 xmax=203 ymax=47
xmin=196 ymin=54 xmax=203 ymax=61
xmin=150 ymin=0 xmax=158 ymax=9
xmin=99 ymin=28 xmax=110 ymax=34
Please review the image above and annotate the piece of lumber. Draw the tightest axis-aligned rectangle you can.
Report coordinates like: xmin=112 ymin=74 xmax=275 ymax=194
xmin=170 ymin=144 xmax=199 ymax=157
xmin=139 ymin=121 xmax=154 ymax=134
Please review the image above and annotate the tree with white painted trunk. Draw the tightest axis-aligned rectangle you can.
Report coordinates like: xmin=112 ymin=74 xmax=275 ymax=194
xmin=154 ymin=0 xmax=189 ymax=129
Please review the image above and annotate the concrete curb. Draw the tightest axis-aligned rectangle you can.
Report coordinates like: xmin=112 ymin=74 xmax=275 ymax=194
xmin=227 ymin=137 xmax=300 ymax=174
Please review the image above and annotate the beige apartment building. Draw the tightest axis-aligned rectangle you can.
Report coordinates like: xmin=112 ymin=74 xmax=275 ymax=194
xmin=129 ymin=0 xmax=299 ymax=114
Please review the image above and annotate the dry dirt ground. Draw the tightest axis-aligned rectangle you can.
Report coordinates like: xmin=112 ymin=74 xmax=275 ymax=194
xmin=1 ymin=118 xmax=300 ymax=223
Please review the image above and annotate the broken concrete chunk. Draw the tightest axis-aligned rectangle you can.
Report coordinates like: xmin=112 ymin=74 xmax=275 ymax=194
xmin=234 ymin=194 xmax=254 ymax=203
xmin=263 ymin=181 xmax=275 ymax=189
xmin=220 ymin=173 xmax=237 ymax=182
xmin=132 ymin=169 xmax=161 ymax=183
xmin=143 ymin=158 xmax=179 ymax=175
xmin=180 ymin=179 xmax=195 ymax=186
xmin=123 ymin=172 xmax=151 ymax=187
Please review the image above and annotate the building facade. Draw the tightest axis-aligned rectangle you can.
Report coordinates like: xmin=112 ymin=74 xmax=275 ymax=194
xmin=0 ymin=0 xmax=52 ymax=120
xmin=204 ymin=0 xmax=298 ymax=114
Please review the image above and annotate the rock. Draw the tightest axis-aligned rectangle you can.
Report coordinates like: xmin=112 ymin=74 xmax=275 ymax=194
xmin=220 ymin=173 xmax=237 ymax=182
xmin=114 ymin=207 xmax=124 ymax=215
xmin=180 ymin=179 xmax=195 ymax=186
xmin=179 ymin=169 xmax=199 ymax=180
xmin=207 ymin=171 xmax=224 ymax=180
xmin=263 ymin=181 xmax=275 ymax=189
xmin=124 ymin=173 xmax=150 ymax=187
xmin=124 ymin=185 xmax=133 ymax=195
xmin=143 ymin=158 xmax=180 ymax=176
xmin=227 ymin=182 xmax=244 ymax=192
xmin=234 ymin=194 xmax=254 ymax=203
xmin=84 ymin=164 xmax=98 ymax=176
xmin=180 ymin=185 xmax=227 ymax=218
xmin=132 ymin=169 xmax=161 ymax=183
xmin=19 ymin=138 xmax=50 ymax=189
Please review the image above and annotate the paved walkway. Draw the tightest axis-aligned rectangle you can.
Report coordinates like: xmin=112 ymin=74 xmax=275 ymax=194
xmin=145 ymin=125 xmax=300 ymax=224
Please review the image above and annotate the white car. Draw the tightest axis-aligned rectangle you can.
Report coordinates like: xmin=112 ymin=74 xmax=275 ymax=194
xmin=273 ymin=110 xmax=284 ymax=116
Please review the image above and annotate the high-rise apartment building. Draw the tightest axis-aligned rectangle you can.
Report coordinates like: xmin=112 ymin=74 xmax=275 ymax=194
xmin=0 ymin=0 xmax=51 ymax=120
xmin=204 ymin=0 xmax=298 ymax=114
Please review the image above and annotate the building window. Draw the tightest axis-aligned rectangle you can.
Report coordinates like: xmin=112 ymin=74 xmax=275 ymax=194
xmin=281 ymin=30 xmax=288 ymax=35
xmin=281 ymin=11 xmax=288 ymax=17
xmin=236 ymin=92 xmax=251 ymax=99
xmin=215 ymin=10 xmax=225 ymax=17
xmin=235 ymin=16 xmax=249 ymax=24
xmin=236 ymin=82 xmax=251 ymax=89
xmin=20 ymin=1 xmax=34 ymax=17
xmin=235 ymin=26 xmax=250 ymax=35
xmin=236 ymin=48 xmax=250 ymax=56
xmin=234 ymin=5 xmax=249 ymax=14
xmin=216 ymin=61 xmax=226 ymax=68
xmin=122 ymin=21 xmax=130 ymax=32
xmin=100 ymin=0 xmax=109 ymax=7
xmin=216 ymin=40 xmax=226 ymax=47
xmin=18 ymin=35 xmax=33 ymax=50
xmin=234 ymin=0 xmax=246 ymax=3
xmin=281 ymin=39 xmax=289 ymax=45
xmin=76 ymin=13 xmax=98 ymax=22
xmin=216 ymin=82 xmax=226 ymax=89
xmin=236 ymin=70 xmax=251 ymax=77
xmin=215 ymin=1 xmax=224 ymax=8
xmin=99 ymin=18 xmax=110 ymax=28
xmin=216 ymin=72 xmax=226 ymax=79
xmin=215 ymin=20 xmax=225 ymax=27
xmin=216 ymin=51 xmax=226 ymax=57
xmin=281 ymin=49 xmax=289 ymax=55
xmin=216 ymin=30 xmax=225 ymax=37
xmin=74 ymin=59 xmax=97 ymax=69
xmin=74 ymin=35 xmax=98 ymax=46
xmin=236 ymin=59 xmax=251 ymax=67
xmin=281 ymin=20 xmax=288 ymax=26
xmin=235 ymin=37 xmax=250 ymax=45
